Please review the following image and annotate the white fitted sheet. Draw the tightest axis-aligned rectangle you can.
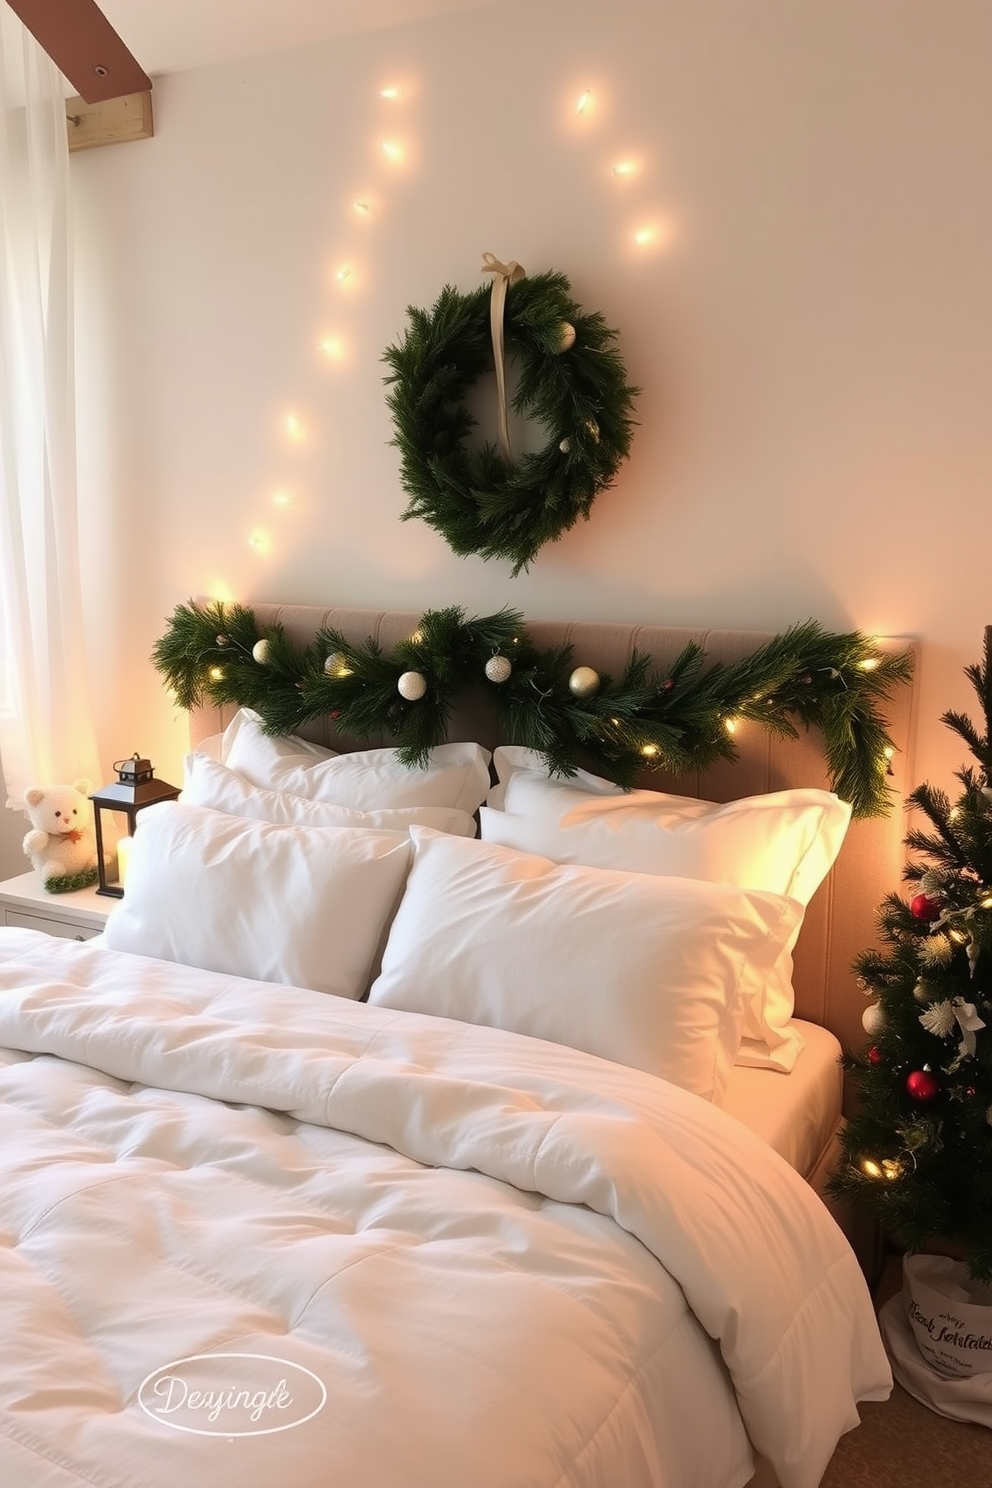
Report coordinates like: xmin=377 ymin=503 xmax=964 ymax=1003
xmin=723 ymin=1019 xmax=843 ymax=1177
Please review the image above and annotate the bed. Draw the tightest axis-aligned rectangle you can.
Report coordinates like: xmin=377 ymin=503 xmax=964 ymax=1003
xmin=0 ymin=604 xmax=918 ymax=1488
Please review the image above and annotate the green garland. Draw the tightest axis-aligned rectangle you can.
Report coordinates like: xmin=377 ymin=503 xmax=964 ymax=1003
xmin=382 ymin=270 xmax=638 ymax=574
xmin=153 ymin=600 xmax=913 ymax=819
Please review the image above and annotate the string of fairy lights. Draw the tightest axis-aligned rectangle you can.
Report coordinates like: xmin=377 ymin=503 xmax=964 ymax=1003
xmin=231 ymin=78 xmax=672 ymax=571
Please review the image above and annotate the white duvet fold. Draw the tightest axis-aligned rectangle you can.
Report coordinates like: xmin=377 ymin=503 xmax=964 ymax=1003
xmin=0 ymin=929 xmax=890 ymax=1488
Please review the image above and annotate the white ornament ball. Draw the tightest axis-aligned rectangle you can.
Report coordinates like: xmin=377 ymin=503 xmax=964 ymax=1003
xmin=252 ymin=639 xmax=271 ymax=664
xmin=559 ymin=438 xmax=571 ymax=454
xmin=568 ymin=666 xmax=601 ymax=700
xmin=556 ymin=321 xmax=577 ymax=353
xmin=397 ymin=670 xmax=427 ymax=701
xmin=862 ymin=1003 xmax=887 ymax=1037
xmin=485 ymin=655 xmax=513 ymax=684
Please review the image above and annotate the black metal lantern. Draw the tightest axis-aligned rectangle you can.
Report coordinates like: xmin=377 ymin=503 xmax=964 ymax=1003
xmin=90 ymin=754 xmax=181 ymax=898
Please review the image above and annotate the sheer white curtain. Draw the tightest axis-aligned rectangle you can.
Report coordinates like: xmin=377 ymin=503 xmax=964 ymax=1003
xmin=0 ymin=6 xmax=101 ymax=808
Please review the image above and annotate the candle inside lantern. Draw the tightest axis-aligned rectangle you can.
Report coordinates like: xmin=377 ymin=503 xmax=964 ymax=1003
xmin=116 ymin=836 xmax=133 ymax=889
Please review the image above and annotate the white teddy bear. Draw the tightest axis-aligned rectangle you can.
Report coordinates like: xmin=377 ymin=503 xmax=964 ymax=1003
xmin=21 ymin=780 xmax=100 ymax=892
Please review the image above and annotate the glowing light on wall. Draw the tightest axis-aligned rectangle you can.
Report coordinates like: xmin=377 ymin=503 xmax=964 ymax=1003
xmin=630 ymin=219 xmax=678 ymax=252
xmin=380 ymin=86 xmax=403 ymax=99
xmin=335 ymin=265 xmax=354 ymax=283
xmin=353 ymin=200 xmax=373 ymax=217
xmin=248 ymin=530 xmax=270 ymax=553
xmin=611 ymin=161 xmax=637 ymax=178
xmin=576 ymin=90 xmax=592 ymax=115
xmin=318 ymin=336 xmax=345 ymax=359
xmin=381 ymin=140 xmax=404 ymax=162
xmin=272 ymin=490 xmax=294 ymax=508
xmin=285 ymin=413 xmax=305 ymax=441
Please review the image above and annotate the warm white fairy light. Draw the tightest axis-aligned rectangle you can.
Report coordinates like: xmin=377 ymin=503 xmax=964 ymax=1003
xmin=640 ymin=743 xmax=659 ymax=758
xmin=319 ymin=336 xmax=345 ymax=359
xmin=272 ymin=490 xmax=293 ymax=508
xmin=336 ymin=265 xmax=353 ymax=283
xmin=858 ymin=657 xmax=880 ymax=671
xmin=353 ymin=200 xmax=373 ymax=217
xmin=633 ymin=226 xmax=654 ymax=245
xmin=883 ymin=745 xmax=895 ymax=760
xmin=576 ymin=90 xmax=592 ymax=114
xmin=248 ymin=530 xmax=270 ymax=552
xmin=380 ymin=86 xmax=403 ymax=99
xmin=209 ymin=666 xmax=225 ymax=681
xmin=860 ymin=1157 xmax=883 ymax=1179
xmin=611 ymin=161 xmax=637 ymax=177
xmin=285 ymin=413 xmax=304 ymax=440
xmin=381 ymin=140 xmax=404 ymax=161
xmin=724 ymin=717 xmax=739 ymax=735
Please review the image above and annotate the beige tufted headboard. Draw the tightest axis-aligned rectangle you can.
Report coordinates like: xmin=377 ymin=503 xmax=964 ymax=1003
xmin=188 ymin=602 xmax=919 ymax=1081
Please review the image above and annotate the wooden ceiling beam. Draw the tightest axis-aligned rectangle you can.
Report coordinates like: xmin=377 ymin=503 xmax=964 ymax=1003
xmin=6 ymin=0 xmax=151 ymax=104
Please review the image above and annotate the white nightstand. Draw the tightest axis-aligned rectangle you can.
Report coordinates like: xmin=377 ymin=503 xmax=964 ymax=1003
xmin=0 ymin=871 xmax=112 ymax=942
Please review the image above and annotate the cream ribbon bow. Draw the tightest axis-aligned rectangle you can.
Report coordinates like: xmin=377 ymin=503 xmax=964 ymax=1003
xmin=481 ymin=252 xmax=526 ymax=462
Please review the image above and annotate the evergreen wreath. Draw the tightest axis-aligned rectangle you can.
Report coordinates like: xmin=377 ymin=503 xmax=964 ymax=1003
xmin=382 ymin=266 xmax=638 ymax=575
xmin=153 ymin=600 xmax=912 ymax=819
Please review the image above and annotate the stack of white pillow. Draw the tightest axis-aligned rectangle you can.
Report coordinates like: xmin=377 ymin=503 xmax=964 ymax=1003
xmin=103 ymin=710 xmax=851 ymax=1107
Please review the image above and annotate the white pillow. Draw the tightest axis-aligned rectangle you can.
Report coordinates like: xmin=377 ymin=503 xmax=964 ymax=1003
xmin=368 ymin=828 xmax=802 ymax=1104
xmin=182 ymin=752 xmax=478 ymax=838
xmin=103 ymin=801 xmax=412 ymax=999
xmin=484 ymin=746 xmax=852 ymax=1072
xmin=218 ymin=709 xmax=490 ymax=814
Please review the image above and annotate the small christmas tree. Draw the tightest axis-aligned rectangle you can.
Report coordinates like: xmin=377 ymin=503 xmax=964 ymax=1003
xmin=829 ymin=633 xmax=992 ymax=1284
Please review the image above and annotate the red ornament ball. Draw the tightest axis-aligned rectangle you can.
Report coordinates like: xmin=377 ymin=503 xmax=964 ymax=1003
xmin=910 ymin=893 xmax=941 ymax=922
xmin=867 ymin=1046 xmax=884 ymax=1066
xmin=906 ymin=1070 xmax=940 ymax=1103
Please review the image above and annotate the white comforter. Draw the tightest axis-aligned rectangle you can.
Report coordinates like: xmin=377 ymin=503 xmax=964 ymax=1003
xmin=0 ymin=929 xmax=890 ymax=1488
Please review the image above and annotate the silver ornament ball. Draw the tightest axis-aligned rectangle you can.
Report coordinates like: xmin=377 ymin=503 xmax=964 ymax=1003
xmin=485 ymin=655 xmax=513 ymax=684
xmin=861 ymin=1003 xmax=887 ymax=1037
xmin=568 ymin=666 xmax=601 ymax=700
xmin=397 ymin=670 xmax=428 ymax=701
xmin=324 ymin=651 xmax=348 ymax=676
xmin=252 ymin=639 xmax=271 ymax=664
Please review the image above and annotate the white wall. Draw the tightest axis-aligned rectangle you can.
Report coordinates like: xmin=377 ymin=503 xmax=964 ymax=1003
xmin=69 ymin=0 xmax=992 ymax=817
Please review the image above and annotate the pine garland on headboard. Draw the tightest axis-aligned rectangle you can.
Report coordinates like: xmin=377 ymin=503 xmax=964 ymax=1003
xmin=152 ymin=600 xmax=913 ymax=819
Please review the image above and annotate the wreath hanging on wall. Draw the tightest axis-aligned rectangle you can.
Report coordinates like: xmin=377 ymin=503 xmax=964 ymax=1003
xmin=382 ymin=256 xmax=639 ymax=575
xmin=153 ymin=599 xmax=913 ymax=819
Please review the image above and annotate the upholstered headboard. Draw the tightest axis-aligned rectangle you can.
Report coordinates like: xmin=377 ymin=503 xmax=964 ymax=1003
xmin=188 ymin=603 xmax=919 ymax=1070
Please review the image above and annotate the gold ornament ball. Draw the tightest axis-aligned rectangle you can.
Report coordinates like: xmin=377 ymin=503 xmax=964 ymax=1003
xmin=568 ymin=666 xmax=600 ymax=700
xmin=485 ymin=655 xmax=513 ymax=684
xmin=398 ymin=670 xmax=428 ymax=701
xmin=556 ymin=321 xmax=577 ymax=353
xmin=252 ymin=639 xmax=271 ymax=664
xmin=324 ymin=651 xmax=348 ymax=676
